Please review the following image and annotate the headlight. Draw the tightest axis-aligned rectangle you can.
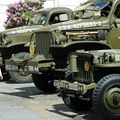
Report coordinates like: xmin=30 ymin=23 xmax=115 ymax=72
xmin=29 ymin=43 xmax=35 ymax=55
xmin=84 ymin=61 xmax=90 ymax=72
xmin=98 ymin=30 xmax=107 ymax=40
xmin=55 ymin=34 xmax=67 ymax=44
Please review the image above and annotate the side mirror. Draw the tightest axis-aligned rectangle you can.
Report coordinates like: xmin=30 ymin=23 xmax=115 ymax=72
xmin=114 ymin=21 xmax=118 ymax=28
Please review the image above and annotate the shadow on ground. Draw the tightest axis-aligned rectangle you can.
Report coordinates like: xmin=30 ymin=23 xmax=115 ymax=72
xmin=73 ymin=110 xmax=102 ymax=120
xmin=46 ymin=102 xmax=102 ymax=120
xmin=0 ymin=85 xmax=43 ymax=99
xmin=1 ymin=78 xmax=58 ymax=99
xmin=46 ymin=103 xmax=78 ymax=119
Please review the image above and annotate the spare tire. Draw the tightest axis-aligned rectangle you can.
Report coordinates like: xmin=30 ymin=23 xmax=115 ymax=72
xmin=9 ymin=52 xmax=32 ymax=83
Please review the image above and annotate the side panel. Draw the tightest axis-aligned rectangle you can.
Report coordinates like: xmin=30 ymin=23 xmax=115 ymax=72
xmin=107 ymin=26 xmax=120 ymax=49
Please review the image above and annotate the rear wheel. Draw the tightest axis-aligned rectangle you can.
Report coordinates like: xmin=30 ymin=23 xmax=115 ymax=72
xmin=61 ymin=91 xmax=92 ymax=111
xmin=32 ymin=71 xmax=56 ymax=93
xmin=93 ymin=74 xmax=120 ymax=120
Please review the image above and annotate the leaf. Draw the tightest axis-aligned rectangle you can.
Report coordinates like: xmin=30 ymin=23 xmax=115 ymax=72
xmin=25 ymin=0 xmax=29 ymax=3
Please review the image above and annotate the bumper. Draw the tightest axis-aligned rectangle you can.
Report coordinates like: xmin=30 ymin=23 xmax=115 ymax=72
xmin=5 ymin=58 xmax=55 ymax=74
xmin=54 ymin=80 xmax=96 ymax=94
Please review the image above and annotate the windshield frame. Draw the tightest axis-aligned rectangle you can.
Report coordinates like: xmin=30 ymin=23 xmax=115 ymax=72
xmin=28 ymin=12 xmax=48 ymax=26
xmin=86 ymin=1 xmax=110 ymax=11
xmin=82 ymin=1 xmax=112 ymax=18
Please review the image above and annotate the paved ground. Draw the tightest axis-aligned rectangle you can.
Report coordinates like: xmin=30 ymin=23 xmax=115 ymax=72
xmin=0 ymin=80 xmax=100 ymax=120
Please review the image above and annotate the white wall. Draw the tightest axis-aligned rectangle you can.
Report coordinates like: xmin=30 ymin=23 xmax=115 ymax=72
xmin=0 ymin=5 xmax=8 ymax=31
xmin=0 ymin=0 xmax=85 ymax=31
xmin=44 ymin=0 xmax=86 ymax=9
xmin=0 ymin=0 xmax=20 ymax=31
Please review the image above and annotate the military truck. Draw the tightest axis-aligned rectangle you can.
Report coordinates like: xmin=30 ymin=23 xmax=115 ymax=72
xmin=54 ymin=49 xmax=120 ymax=120
xmin=5 ymin=0 xmax=120 ymax=92
xmin=0 ymin=7 xmax=73 ymax=82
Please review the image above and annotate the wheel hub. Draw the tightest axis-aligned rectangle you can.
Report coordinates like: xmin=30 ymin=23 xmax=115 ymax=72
xmin=105 ymin=87 xmax=120 ymax=110
xmin=18 ymin=71 xmax=30 ymax=76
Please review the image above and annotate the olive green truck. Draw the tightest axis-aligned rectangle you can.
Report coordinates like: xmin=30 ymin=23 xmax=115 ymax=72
xmin=0 ymin=7 xmax=73 ymax=82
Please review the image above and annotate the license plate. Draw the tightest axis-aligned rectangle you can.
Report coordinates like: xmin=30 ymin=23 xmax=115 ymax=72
xmin=5 ymin=64 xmax=39 ymax=73
xmin=54 ymin=80 xmax=66 ymax=88
xmin=68 ymin=83 xmax=79 ymax=91
xmin=5 ymin=64 xmax=18 ymax=71
xmin=54 ymin=80 xmax=83 ymax=91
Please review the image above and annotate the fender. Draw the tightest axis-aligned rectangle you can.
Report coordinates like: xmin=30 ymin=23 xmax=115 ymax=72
xmin=0 ymin=42 xmax=29 ymax=59
xmin=50 ymin=41 xmax=111 ymax=53
xmin=6 ymin=42 xmax=28 ymax=48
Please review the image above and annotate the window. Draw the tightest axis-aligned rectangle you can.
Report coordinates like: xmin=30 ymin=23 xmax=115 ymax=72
xmin=28 ymin=12 xmax=48 ymax=25
xmin=114 ymin=4 xmax=120 ymax=18
xmin=101 ymin=2 xmax=112 ymax=17
xmin=59 ymin=14 xmax=68 ymax=21
xmin=49 ymin=13 xmax=69 ymax=25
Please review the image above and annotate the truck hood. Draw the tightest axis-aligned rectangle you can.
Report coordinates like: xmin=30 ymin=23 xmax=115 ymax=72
xmin=56 ymin=17 xmax=110 ymax=31
xmin=2 ymin=25 xmax=43 ymax=35
xmin=37 ymin=17 xmax=109 ymax=32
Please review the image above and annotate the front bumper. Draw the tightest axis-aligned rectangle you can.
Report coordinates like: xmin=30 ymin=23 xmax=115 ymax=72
xmin=5 ymin=58 xmax=55 ymax=74
xmin=54 ymin=80 xmax=96 ymax=94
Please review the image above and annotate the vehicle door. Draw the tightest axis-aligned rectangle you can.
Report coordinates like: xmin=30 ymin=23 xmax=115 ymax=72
xmin=107 ymin=2 xmax=120 ymax=49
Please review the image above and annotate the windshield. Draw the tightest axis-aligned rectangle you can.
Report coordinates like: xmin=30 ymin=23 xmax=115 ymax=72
xmin=28 ymin=12 xmax=48 ymax=25
xmin=82 ymin=0 xmax=112 ymax=18
xmin=87 ymin=1 xmax=110 ymax=10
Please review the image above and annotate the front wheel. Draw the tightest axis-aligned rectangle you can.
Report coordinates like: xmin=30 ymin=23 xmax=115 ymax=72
xmin=93 ymin=74 xmax=120 ymax=120
xmin=32 ymin=72 xmax=56 ymax=93
xmin=61 ymin=91 xmax=92 ymax=111
xmin=9 ymin=71 xmax=32 ymax=83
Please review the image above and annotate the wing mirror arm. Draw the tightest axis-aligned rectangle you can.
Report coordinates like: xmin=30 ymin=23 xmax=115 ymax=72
xmin=114 ymin=21 xmax=118 ymax=28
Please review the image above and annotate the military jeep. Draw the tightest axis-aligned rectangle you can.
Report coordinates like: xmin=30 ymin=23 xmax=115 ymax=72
xmin=54 ymin=49 xmax=120 ymax=120
xmin=0 ymin=7 xmax=73 ymax=82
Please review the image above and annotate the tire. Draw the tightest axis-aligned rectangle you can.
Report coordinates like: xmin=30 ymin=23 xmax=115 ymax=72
xmin=9 ymin=52 xmax=32 ymax=83
xmin=93 ymin=74 xmax=120 ymax=120
xmin=9 ymin=72 xmax=32 ymax=83
xmin=32 ymin=72 xmax=56 ymax=93
xmin=61 ymin=91 xmax=92 ymax=111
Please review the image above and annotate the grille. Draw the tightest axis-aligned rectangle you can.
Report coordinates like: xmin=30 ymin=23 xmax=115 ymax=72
xmin=35 ymin=32 xmax=52 ymax=58
xmin=75 ymin=54 xmax=93 ymax=83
